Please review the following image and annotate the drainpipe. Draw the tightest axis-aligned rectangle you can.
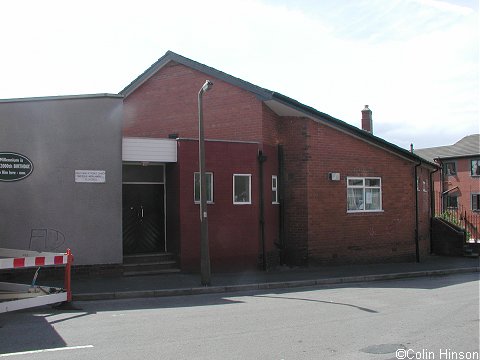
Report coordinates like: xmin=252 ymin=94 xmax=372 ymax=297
xmin=414 ymin=160 xmax=422 ymax=262
xmin=429 ymin=166 xmax=439 ymax=254
xmin=258 ymin=150 xmax=267 ymax=271
xmin=435 ymin=158 xmax=444 ymax=213
xmin=277 ymin=145 xmax=286 ymax=265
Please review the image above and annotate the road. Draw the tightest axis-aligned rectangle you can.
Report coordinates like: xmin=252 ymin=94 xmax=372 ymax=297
xmin=0 ymin=273 xmax=478 ymax=359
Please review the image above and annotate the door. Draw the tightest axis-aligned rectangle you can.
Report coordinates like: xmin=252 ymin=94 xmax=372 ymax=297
xmin=122 ymin=184 xmax=165 ymax=254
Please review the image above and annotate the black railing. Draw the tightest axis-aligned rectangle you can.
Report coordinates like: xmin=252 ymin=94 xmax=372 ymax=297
xmin=434 ymin=193 xmax=480 ymax=242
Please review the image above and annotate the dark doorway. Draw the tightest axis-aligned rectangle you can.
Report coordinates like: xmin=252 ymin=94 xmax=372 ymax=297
xmin=122 ymin=184 xmax=165 ymax=254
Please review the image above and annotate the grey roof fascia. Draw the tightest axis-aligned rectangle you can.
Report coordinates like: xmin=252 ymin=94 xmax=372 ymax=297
xmin=0 ymin=93 xmax=124 ymax=104
xmin=120 ymin=51 xmax=274 ymax=100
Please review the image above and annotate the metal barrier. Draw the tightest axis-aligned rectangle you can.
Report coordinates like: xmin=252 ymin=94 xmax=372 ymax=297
xmin=0 ymin=248 xmax=73 ymax=313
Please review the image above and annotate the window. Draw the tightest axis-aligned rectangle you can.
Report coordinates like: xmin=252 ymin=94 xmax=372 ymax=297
xmin=272 ymin=175 xmax=279 ymax=204
xmin=472 ymin=193 xmax=480 ymax=212
xmin=347 ymin=177 xmax=382 ymax=212
xmin=471 ymin=159 xmax=480 ymax=176
xmin=443 ymin=162 xmax=456 ymax=176
xmin=445 ymin=195 xmax=458 ymax=209
xmin=194 ymin=172 xmax=213 ymax=203
xmin=233 ymin=174 xmax=251 ymax=204
xmin=422 ymin=180 xmax=427 ymax=193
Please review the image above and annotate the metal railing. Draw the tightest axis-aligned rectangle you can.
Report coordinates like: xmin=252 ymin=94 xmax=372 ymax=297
xmin=434 ymin=194 xmax=480 ymax=242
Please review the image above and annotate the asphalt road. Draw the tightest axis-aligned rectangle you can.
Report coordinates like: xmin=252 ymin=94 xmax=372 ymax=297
xmin=0 ymin=273 xmax=478 ymax=360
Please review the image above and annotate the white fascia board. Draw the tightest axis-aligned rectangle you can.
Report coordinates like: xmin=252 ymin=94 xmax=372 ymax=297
xmin=122 ymin=137 xmax=177 ymax=163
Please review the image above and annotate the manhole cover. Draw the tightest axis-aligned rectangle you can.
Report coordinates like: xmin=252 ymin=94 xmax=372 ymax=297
xmin=361 ymin=344 xmax=406 ymax=354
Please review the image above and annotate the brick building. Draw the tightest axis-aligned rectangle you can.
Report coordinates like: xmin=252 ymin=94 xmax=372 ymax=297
xmin=416 ymin=134 xmax=480 ymax=216
xmin=121 ymin=51 xmax=437 ymax=272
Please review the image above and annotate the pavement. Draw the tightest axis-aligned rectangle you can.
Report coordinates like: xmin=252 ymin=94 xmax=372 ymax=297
xmin=57 ymin=255 xmax=480 ymax=301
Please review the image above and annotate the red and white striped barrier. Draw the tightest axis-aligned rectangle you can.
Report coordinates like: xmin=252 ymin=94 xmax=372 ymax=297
xmin=0 ymin=254 xmax=67 ymax=270
xmin=0 ymin=248 xmax=74 ymax=312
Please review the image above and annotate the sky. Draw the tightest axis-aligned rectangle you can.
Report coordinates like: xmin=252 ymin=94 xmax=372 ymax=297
xmin=0 ymin=0 xmax=478 ymax=150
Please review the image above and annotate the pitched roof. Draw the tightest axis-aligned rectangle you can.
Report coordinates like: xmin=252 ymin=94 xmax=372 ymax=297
xmin=120 ymin=50 xmax=437 ymax=168
xmin=415 ymin=134 xmax=480 ymax=162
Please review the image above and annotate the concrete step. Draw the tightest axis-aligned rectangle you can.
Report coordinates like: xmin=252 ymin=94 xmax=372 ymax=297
xmin=123 ymin=252 xmax=175 ymax=264
xmin=123 ymin=260 xmax=178 ymax=271
xmin=122 ymin=252 xmax=180 ymax=276
xmin=123 ymin=268 xmax=181 ymax=277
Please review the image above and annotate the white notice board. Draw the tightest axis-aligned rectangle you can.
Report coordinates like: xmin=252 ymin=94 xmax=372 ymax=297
xmin=75 ymin=170 xmax=106 ymax=183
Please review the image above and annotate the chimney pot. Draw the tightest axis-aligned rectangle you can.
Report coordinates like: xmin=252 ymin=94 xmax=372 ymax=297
xmin=361 ymin=105 xmax=373 ymax=134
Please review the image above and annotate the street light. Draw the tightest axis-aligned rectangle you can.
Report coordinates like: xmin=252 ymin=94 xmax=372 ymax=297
xmin=198 ymin=79 xmax=213 ymax=286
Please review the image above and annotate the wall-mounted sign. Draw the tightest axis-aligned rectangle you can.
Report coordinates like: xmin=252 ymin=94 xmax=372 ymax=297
xmin=75 ymin=170 xmax=106 ymax=183
xmin=0 ymin=152 xmax=34 ymax=182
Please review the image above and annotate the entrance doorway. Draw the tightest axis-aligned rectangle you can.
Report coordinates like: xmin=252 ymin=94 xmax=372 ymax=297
xmin=122 ymin=164 xmax=166 ymax=254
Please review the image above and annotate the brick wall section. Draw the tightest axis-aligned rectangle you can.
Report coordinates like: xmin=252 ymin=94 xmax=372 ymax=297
xmin=261 ymin=103 xmax=281 ymax=146
xmin=277 ymin=116 xmax=310 ymax=265
xmin=416 ymin=165 xmax=432 ymax=258
xmin=123 ymin=62 xmax=264 ymax=142
xmin=259 ymin=143 xmax=281 ymax=267
xmin=304 ymin=119 xmax=420 ymax=264
xmin=177 ymin=139 xmax=280 ymax=272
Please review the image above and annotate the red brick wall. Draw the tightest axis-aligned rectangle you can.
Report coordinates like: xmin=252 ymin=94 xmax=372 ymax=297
xmin=309 ymin=120 xmax=431 ymax=264
xmin=123 ymin=62 xmax=264 ymax=142
xmin=277 ymin=117 xmax=310 ymax=265
xmin=278 ymin=117 xmax=428 ymax=265
xmin=261 ymin=103 xmax=281 ymax=146
xmin=176 ymin=139 xmax=279 ymax=272
xmin=416 ymin=165 xmax=432 ymax=258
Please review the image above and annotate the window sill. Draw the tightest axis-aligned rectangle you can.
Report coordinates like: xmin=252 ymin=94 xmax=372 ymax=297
xmin=347 ymin=210 xmax=384 ymax=214
xmin=234 ymin=202 xmax=252 ymax=205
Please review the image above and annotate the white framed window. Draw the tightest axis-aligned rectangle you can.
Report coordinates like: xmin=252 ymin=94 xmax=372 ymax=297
xmin=194 ymin=172 xmax=213 ymax=203
xmin=272 ymin=175 xmax=279 ymax=204
xmin=233 ymin=174 xmax=251 ymax=204
xmin=347 ymin=177 xmax=382 ymax=212
xmin=471 ymin=159 xmax=480 ymax=176
xmin=443 ymin=161 xmax=456 ymax=176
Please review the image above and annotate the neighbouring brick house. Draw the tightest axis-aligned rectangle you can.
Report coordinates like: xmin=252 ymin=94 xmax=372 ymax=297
xmin=121 ymin=51 xmax=437 ymax=272
xmin=415 ymin=134 xmax=480 ymax=238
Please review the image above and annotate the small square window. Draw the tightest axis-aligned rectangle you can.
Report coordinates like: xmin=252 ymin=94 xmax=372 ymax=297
xmin=233 ymin=174 xmax=251 ymax=204
xmin=194 ymin=172 xmax=213 ymax=203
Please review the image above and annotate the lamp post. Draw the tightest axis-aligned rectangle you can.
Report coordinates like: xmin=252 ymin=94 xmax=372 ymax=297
xmin=198 ymin=80 xmax=213 ymax=286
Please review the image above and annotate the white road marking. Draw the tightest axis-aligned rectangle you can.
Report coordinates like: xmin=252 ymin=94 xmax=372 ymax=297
xmin=0 ymin=345 xmax=94 ymax=357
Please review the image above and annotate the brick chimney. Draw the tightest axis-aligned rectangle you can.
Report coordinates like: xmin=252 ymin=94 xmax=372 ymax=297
xmin=361 ymin=105 xmax=373 ymax=134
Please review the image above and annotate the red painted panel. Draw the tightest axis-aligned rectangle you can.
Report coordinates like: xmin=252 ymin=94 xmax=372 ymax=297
xmin=13 ymin=258 xmax=25 ymax=268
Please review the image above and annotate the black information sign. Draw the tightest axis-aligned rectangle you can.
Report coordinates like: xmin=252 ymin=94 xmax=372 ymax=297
xmin=0 ymin=152 xmax=34 ymax=182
